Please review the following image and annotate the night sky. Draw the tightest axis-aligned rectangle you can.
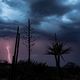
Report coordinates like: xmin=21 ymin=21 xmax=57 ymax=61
xmin=0 ymin=0 xmax=80 ymax=66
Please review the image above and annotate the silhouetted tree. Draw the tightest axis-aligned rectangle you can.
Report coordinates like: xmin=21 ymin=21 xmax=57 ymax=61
xmin=48 ymin=34 xmax=70 ymax=68
xmin=23 ymin=19 xmax=35 ymax=63
xmin=10 ymin=26 xmax=20 ymax=80
xmin=27 ymin=19 xmax=31 ymax=63
xmin=47 ymin=33 xmax=70 ymax=80
xmin=13 ymin=26 xmax=20 ymax=64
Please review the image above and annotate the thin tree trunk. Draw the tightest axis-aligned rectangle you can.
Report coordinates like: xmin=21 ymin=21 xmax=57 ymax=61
xmin=9 ymin=27 xmax=20 ymax=80
xmin=28 ymin=19 xmax=31 ymax=63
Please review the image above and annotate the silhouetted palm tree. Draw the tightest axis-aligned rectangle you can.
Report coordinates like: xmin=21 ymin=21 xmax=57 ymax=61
xmin=48 ymin=34 xmax=70 ymax=69
xmin=47 ymin=34 xmax=70 ymax=80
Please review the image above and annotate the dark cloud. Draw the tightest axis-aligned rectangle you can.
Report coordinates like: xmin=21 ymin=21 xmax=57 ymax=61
xmin=59 ymin=24 xmax=80 ymax=43
xmin=29 ymin=0 xmax=71 ymax=26
xmin=0 ymin=0 xmax=79 ymax=43
xmin=0 ymin=24 xmax=18 ymax=37
xmin=31 ymin=0 xmax=70 ymax=17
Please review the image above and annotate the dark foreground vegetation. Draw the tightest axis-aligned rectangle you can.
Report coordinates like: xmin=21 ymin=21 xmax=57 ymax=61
xmin=0 ymin=61 xmax=80 ymax=80
xmin=0 ymin=20 xmax=79 ymax=80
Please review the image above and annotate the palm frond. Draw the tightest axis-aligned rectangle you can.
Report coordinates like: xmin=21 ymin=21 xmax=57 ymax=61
xmin=61 ymin=55 xmax=65 ymax=62
xmin=61 ymin=47 xmax=71 ymax=55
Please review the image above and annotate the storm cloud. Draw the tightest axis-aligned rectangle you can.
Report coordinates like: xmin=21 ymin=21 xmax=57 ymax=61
xmin=31 ymin=0 xmax=70 ymax=16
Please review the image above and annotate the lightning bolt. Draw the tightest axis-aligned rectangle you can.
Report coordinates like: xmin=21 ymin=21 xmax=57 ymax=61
xmin=6 ymin=44 xmax=11 ymax=63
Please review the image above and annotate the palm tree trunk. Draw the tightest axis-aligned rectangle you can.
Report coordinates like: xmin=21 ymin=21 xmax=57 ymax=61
xmin=55 ymin=55 xmax=58 ymax=80
xmin=55 ymin=55 xmax=61 ymax=80
xmin=57 ymin=55 xmax=60 ymax=69
xmin=55 ymin=55 xmax=58 ymax=68
xmin=57 ymin=55 xmax=63 ymax=80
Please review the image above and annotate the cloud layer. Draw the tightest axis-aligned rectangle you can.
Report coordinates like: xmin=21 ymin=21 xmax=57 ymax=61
xmin=0 ymin=0 xmax=29 ymax=23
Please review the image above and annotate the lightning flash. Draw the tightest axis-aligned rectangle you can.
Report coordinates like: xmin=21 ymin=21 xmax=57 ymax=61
xmin=6 ymin=44 xmax=11 ymax=63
